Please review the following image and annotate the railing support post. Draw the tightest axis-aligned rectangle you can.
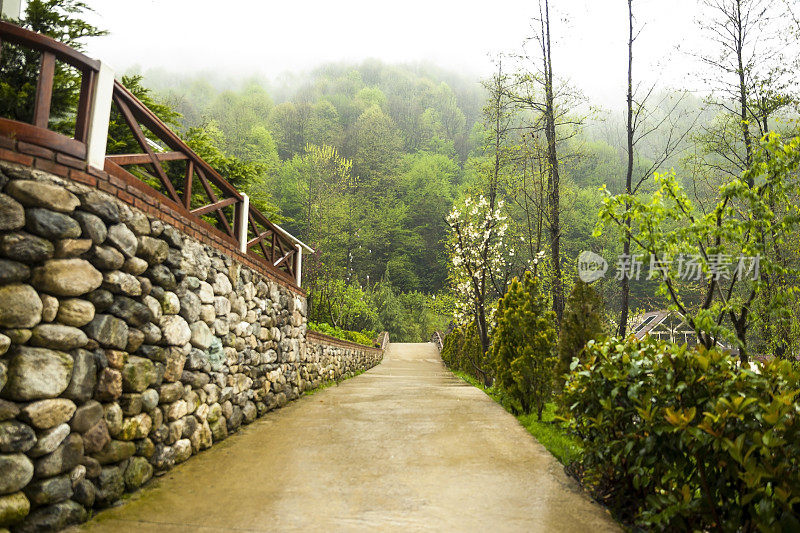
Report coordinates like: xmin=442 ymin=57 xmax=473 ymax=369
xmin=237 ymin=193 xmax=249 ymax=254
xmin=85 ymin=61 xmax=114 ymax=170
xmin=295 ymin=244 xmax=303 ymax=287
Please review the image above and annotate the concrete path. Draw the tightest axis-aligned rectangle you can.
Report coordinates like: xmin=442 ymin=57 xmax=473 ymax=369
xmin=74 ymin=343 xmax=618 ymax=532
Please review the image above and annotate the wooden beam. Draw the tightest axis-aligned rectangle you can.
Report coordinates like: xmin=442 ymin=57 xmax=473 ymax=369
xmin=33 ymin=51 xmax=55 ymax=128
xmin=195 ymin=168 xmax=234 ymax=236
xmin=183 ymin=160 xmax=193 ymax=210
xmin=74 ymin=69 xmax=94 ymax=142
xmin=190 ymin=196 xmax=236 ymax=217
xmin=113 ymin=95 xmax=181 ymax=203
xmin=105 ymin=151 xmax=188 ymax=166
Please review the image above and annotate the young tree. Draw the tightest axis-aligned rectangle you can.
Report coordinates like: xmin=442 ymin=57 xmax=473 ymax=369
xmin=557 ymin=279 xmax=606 ymax=389
xmin=597 ymin=133 xmax=800 ymax=362
xmin=446 ymin=194 xmax=511 ymax=383
xmin=491 ymin=271 xmax=557 ymax=419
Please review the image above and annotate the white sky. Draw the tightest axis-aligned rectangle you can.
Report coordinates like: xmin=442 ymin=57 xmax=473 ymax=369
xmin=73 ymin=0 xmax=704 ymax=108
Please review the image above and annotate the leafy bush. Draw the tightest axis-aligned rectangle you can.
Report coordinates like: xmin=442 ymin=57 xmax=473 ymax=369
xmin=491 ymin=271 xmax=557 ymax=418
xmin=307 ymin=321 xmax=377 ymax=347
xmin=441 ymin=321 xmax=489 ymax=383
xmin=556 ymin=279 xmax=606 ymax=390
xmin=562 ymin=337 xmax=800 ymax=531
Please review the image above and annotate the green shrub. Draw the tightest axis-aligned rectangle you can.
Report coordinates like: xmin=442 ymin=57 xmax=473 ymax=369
xmin=491 ymin=271 xmax=557 ymax=419
xmin=562 ymin=337 xmax=800 ymax=531
xmin=307 ymin=321 xmax=377 ymax=347
xmin=556 ymin=279 xmax=605 ymax=391
xmin=441 ymin=321 xmax=488 ymax=382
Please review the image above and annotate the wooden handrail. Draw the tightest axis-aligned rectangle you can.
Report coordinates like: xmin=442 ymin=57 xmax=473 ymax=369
xmin=0 ymin=21 xmax=306 ymax=285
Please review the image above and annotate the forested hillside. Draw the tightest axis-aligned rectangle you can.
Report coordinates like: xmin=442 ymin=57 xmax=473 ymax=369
xmin=130 ymin=61 xmax=696 ymax=342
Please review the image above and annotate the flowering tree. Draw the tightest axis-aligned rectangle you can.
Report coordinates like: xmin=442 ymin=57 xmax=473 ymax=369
xmin=446 ymin=194 xmax=512 ymax=381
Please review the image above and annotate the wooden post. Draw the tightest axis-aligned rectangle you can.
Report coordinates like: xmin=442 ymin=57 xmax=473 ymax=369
xmin=237 ymin=193 xmax=249 ymax=254
xmin=86 ymin=61 xmax=114 ymax=170
xmin=295 ymin=244 xmax=303 ymax=286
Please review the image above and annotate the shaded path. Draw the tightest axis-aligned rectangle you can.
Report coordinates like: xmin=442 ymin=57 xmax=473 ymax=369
xmin=74 ymin=343 xmax=618 ymax=532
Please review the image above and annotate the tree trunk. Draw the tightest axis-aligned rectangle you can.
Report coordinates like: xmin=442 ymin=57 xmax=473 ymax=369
xmin=618 ymin=0 xmax=635 ymax=338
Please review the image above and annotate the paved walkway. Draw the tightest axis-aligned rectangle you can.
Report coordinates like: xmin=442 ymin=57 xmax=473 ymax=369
xmin=74 ymin=343 xmax=618 ymax=532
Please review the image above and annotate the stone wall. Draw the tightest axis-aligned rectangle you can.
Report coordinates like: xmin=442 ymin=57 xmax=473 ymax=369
xmin=0 ymin=160 xmax=383 ymax=531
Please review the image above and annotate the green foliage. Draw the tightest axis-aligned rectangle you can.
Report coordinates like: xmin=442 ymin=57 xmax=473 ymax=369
xmin=563 ymin=337 xmax=800 ymax=530
xmin=307 ymin=321 xmax=376 ymax=347
xmin=441 ymin=322 xmax=487 ymax=378
xmin=556 ymin=279 xmax=606 ymax=389
xmin=596 ymin=133 xmax=800 ymax=359
xmin=0 ymin=0 xmax=105 ymax=129
xmin=491 ymin=272 xmax=557 ymax=418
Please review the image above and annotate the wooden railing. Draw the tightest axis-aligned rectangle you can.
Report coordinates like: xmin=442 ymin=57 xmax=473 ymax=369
xmin=0 ymin=21 xmax=310 ymax=285
xmin=0 ymin=20 xmax=99 ymax=160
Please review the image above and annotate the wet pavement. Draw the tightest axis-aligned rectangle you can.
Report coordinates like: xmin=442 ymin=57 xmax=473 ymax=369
xmin=73 ymin=342 xmax=619 ymax=532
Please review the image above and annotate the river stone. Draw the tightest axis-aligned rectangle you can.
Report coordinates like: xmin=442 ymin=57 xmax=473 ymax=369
xmin=141 ymin=389 xmax=159 ymax=411
xmin=72 ymin=211 xmax=106 ymax=244
xmin=108 ymin=296 xmax=151 ymax=327
xmin=0 ymin=334 xmax=9 ymax=356
xmin=34 ymin=433 xmax=83 ymax=478
xmin=31 ymin=259 xmax=103 ymax=297
xmin=5 ymin=328 xmax=32 ymax=344
xmin=189 ymin=321 xmax=213 ymax=350
xmin=102 ymin=270 xmax=141 ymax=296
xmin=126 ymin=328 xmax=145 ymax=353
xmin=163 ymin=347 xmax=186 ymax=382
xmin=213 ymin=296 xmax=230 ymax=316
xmin=0 ymin=259 xmax=29 ymax=284
xmin=62 ymin=349 xmax=96 ymax=402
xmin=147 ymin=264 xmax=176 ymax=290
xmin=56 ymin=299 xmax=95 ymax=327
xmin=70 ymin=401 xmax=103 ymax=433
xmin=54 ymin=238 xmax=93 ymax=259
xmin=0 ymin=400 xmax=19 ymax=422
xmin=158 ymin=382 xmax=183 ymax=404
xmin=137 ymin=236 xmax=168 ymax=265
xmin=79 ymin=191 xmax=119 ymax=223
xmin=19 ymin=399 xmax=76 ymax=430
xmin=104 ymin=349 xmax=127 ymax=370
xmin=106 ymin=223 xmax=137 ymax=258
xmin=25 ymin=208 xmax=81 ymax=239
xmin=93 ymin=466 xmax=123 ymax=506
xmin=177 ymin=289 xmax=200 ymax=323
xmin=0 ymin=453 xmax=34 ymax=493
xmin=6 ymin=180 xmax=78 ymax=212
xmin=3 ymin=347 xmax=73 ymax=401
xmin=173 ymin=438 xmax=192 ymax=464
xmin=94 ymin=368 xmax=122 ymax=402
xmin=141 ymin=323 xmax=161 ymax=344
xmin=121 ymin=456 xmax=152 ymax=491
xmin=122 ymin=256 xmax=148 ymax=276
xmin=103 ymin=403 xmax=122 ymax=436
xmin=118 ymin=413 xmax=151 ymax=441
xmin=30 ymin=324 xmax=87 ymax=350
xmin=160 ymin=315 xmax=191 ymax=346
xmin=119 ymin=393 xmax=142 ymax=416
xmin=22 ymin=475 xmax=72 ymax=506
xmin=40 ymin=294 xmax=58 ymax=322
xmin=84 ymin=314 xmax=128 ymax=350
xmin=29 ymin=424 xmax=69 ymax=458
xmin=121 ymin=356 xmax=156 ymax=394
xmin=0 ymin=193 xmax=24 ymax=230
xmin=197 ymin=281 xmax=214 ymax=304
xmin=212 ymin=273 xmax=232 ymax=295
xmin=209 ymin=416 xmax=227 ymax=441
xmin=0 ymin=421 xmax=35 ymax=453
xmin=0 ymin=231 xmax=53 ymax=263
xmin=89 ymin=245 xmax=124 ymax=270
xmin=0 ymin=491 xmax=30 ymax=527
xmin=81 ymin=421 xmax=109 ymax=455
xmin=86 ymin=289 xmax=113 ymax=312
xmin=72 ymin=479 xmax=94 ymax=507
xmin=0 ymin=283 xmax=42 ymax=329
xmin=150 ymin=443 xmax=174 ymax=470
xmin=91 ymin=439 xmax=135 ymax=464
xmin=159 ymin=291 xmax=180 ymax=315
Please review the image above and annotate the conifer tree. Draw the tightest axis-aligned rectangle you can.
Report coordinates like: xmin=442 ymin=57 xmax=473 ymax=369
xmin=556 ymin=280 xmax=606 ymax=390
xmin=491 ymin=271 xmax=556 ymax=419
